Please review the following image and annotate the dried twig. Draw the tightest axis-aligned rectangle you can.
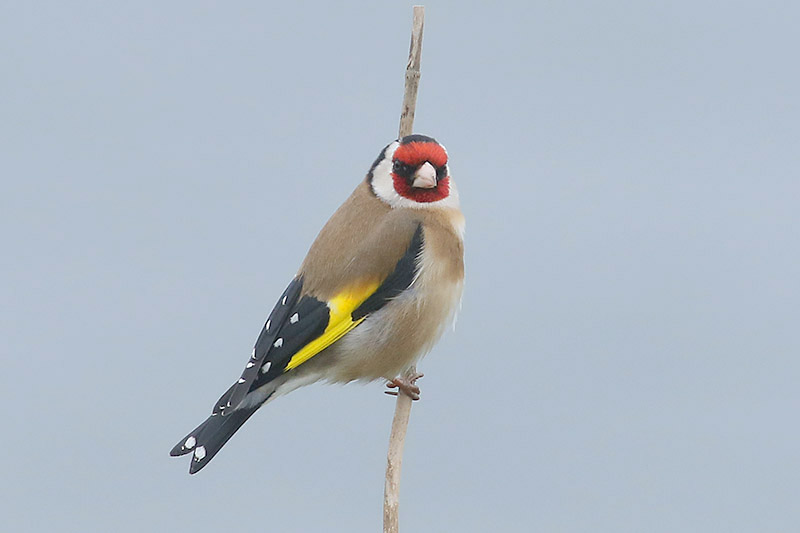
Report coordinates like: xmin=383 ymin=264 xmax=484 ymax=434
xmin=398 ymin=6 xmax=425 ymax=140
xmin=383 ymin=7 xmax=425 ymax=533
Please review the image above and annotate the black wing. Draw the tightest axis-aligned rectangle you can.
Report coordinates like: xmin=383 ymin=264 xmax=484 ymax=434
xmin=217 ymin=278 xmax=294 ymax=412
xmin=219 ymin=224 xmax=424 ymax=413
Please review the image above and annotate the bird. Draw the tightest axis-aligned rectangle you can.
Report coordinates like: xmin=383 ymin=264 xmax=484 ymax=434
xmin=170 ymin=134 xmax=465 ymax=474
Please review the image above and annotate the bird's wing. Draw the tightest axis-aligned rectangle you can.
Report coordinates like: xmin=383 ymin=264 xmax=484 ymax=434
xmin=220 ymin=222 xmax=423 ymax=413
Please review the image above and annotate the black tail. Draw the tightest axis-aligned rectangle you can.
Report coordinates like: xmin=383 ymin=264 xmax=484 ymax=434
xmin=170 ymin=405 xmax=259 ymax=474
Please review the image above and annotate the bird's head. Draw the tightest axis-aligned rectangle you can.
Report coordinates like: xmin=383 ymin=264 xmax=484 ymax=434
xmin=368 ymin=135 xmax=458 ymax=209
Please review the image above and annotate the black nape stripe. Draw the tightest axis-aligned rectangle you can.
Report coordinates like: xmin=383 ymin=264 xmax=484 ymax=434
xmin=352 ymin=224 xmax=424 ymax=320
xmin=367 ymin=142 xmax=394 ymax=183
xmin=400 ymin=134 xmax=438 ymax=145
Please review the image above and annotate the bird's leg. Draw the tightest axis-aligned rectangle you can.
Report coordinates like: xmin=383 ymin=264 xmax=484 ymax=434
xmin=385 ymin=372 xmax=424 ymax=401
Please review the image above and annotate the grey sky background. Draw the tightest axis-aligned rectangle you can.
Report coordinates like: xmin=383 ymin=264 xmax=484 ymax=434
xmin=2 ymin=1 xmax=799 ymax=532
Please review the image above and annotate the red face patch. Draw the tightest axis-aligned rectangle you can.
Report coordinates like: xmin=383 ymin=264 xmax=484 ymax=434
xmin=392 ymin=174 xmax=451 ymax=203
xmin=393 ymin=141 xmax=448 ymax=168
xmin=391 ymin=141 xmax=450 ymax=203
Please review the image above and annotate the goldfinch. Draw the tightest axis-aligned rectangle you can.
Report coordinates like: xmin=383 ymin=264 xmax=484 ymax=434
xmin=170 ymin=134 xmax=464 ymax=473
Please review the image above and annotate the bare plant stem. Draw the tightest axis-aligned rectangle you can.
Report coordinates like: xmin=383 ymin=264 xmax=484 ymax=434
xmin=383 ymin=7 xmax=425 ymax=533
xmin=398 ymin=6 xmax=425 ymax=140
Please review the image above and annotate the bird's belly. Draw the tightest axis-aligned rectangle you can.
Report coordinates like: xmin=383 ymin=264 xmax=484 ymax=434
xmin=328 ymin=278 xmax=463 ymax=382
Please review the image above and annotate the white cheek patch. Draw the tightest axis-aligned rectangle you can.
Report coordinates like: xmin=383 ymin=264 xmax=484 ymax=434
xmin=370 ymin=141 xmax=401 ymax=205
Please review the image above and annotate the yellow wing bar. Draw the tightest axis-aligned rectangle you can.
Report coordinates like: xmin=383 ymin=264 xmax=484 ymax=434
xmin=284 ymin=281 xmax=380 ymax=371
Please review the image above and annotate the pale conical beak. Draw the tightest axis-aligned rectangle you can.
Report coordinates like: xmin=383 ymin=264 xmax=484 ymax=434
xmin=412 ymin=161 xmax=437 ymax=189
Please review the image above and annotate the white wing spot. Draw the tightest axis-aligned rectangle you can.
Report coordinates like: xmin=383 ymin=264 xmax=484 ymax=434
xmin=261 ymin=361 xmax=272 ymax=373
xmin=246 ymin=362 xmax=255 ymax=368
xmin=290 ymin=313 xmax=299 ymax=324
xmin=194 ymin=446 xmax=206 ymax=461
xmin=184 ymin=436 xmax=196 ymax=450
xmin=265 ymin=320 xmax=271 ymax=332
xmin=251 ymin=348 xmax=256 ymax=357
xmin=273 ymin=338 xmax=283 ymax=348
xmin=282 ymin=296 xmax=287 ymax=305
xmin=237 ymin=378 xmax=245 ymax=384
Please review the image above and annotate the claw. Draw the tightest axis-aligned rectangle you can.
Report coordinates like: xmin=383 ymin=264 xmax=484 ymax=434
xmin=385 ymin=373 xmax=424 ymax=400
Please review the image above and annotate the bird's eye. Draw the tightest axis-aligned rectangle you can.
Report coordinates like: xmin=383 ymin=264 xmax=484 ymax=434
xmin=436 ymin=164 xmax=448 ymax=180
xmin=392 ymin=160 xmax=411 ymax=175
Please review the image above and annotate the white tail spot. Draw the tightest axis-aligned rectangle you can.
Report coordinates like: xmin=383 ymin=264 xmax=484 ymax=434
xmin=265 ymin=320 xmax=271 ymax=332
xmin=238 ymin=378 xmax=245 ymax=383
xmin=246 ymin=362 xmax=255 ymax=368
xmin=261 ymin=361 xmax=272 ymax=373
xmin=194 ymin=446 xmax=206 ymax=461
xmin=184 ymin=436 xmax=196 ymax=449
xmin=281 ymin=296 xmax=287 ymax=305
xmin=290 ymin=313 xmax=299 ymax=324
xmin=273 ymin=338 xmax=283 ymax=348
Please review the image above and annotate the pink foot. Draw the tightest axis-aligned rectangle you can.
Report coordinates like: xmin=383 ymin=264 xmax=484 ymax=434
xmin=385 ymin=372 xmax=424 ymax=400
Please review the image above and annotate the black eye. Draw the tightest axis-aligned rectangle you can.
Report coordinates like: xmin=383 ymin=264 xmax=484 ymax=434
xmin=392 ymin=160 xmax=412 ymax=175
xmin=436 ymin=164 xmax=447 ymax=180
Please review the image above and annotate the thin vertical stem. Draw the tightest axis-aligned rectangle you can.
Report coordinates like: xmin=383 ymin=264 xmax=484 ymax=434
xmin=398 ymin=6 xmax=425 ymax=139
xmin=384 ymin=8 xmax=425 ymax=533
